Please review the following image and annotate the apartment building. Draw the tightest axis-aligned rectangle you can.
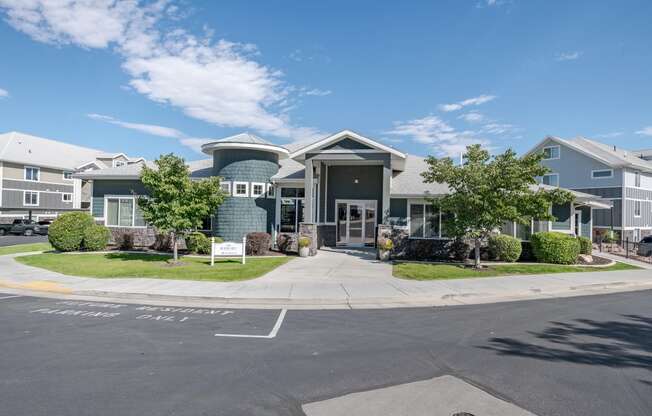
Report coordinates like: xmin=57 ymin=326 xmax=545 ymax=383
xmin=528 ymin=136 xmax=652 ymax=241
xmin=0 ymin=131 xmax=141 ymax=221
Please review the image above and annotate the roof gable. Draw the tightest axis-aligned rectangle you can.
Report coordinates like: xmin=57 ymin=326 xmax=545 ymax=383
xmin=289 ymin=130 xmax=406 ymax=160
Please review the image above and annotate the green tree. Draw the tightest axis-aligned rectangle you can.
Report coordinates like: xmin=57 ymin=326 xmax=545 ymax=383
xmin=138 ymin=154 xmax=225 ymax=262
xmin=422 ymin=144 xmax=574 ymax=267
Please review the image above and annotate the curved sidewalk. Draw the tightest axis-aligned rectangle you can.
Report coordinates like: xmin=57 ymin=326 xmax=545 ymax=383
xmin=1 ymin=249 xmax=652 ymax=309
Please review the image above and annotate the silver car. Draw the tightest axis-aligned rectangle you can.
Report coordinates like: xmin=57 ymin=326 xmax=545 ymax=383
xmin=637 ymin=236 xmax=652 ymax=257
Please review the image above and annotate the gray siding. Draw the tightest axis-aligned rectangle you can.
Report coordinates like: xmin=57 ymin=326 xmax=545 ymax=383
xmin=92 ymin=180 xmax=148 ymax=218
xmin=593 ymin=200 xmax=621 ymax=227
xmin=322 ymin=138 xmax=373 ymax=150
xmin=574 ymin=187 xmax=622 ymax=198
xmin=625 ymin=187 xmax=652 ymax=200
xmin=625 ymin=199 xmax=652 ymax=228
xmin=2 ymin=179 xmax=73 ymax=193
xmin=213 ymin=149 xmax=278 ymax=241
xmin=2 ymin=189 xmax=73 ymax=210
xmin=535 ymin=138 xmax=622 ymax=188
xmin=325 ymin=165 xmax=384 ymax=223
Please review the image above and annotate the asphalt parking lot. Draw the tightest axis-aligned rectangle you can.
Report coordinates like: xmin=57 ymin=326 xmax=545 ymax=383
xmin=2 ymin=291 xmax=652 ymax=416
xmin=0 ymin=234 xmax=49 ymax=247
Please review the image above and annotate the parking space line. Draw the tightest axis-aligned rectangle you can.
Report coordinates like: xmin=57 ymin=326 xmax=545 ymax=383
xmin=215 ymin=309 xmax=287 ymax=339
xmin=0 ymin=295 xmax=21 ymax=300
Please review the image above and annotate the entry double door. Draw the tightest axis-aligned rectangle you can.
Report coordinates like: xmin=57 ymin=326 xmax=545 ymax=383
xmin=337 ymin=200 xmax=377 ymax=246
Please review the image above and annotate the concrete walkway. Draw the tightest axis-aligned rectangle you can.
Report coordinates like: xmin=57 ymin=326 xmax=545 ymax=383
xmin=1 ymin=248 xmax=652 ymax=309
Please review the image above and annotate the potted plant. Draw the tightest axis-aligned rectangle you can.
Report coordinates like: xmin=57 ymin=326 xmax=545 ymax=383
xmin=298 ymin=236 xmax=311 ymax=257
xmin=378 ymin=238 xmax=393 ymax=261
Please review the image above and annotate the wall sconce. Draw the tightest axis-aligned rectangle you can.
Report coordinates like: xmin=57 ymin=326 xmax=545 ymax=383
xmin=354 ymin=178 xmax=359 ymax=184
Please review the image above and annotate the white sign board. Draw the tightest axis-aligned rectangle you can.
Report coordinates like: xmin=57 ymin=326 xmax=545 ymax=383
xmin=211 ymin=237 xmax=246 ymax=265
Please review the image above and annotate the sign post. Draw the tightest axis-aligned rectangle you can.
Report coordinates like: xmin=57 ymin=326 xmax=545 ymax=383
xmin=211 ymin=236 xmax=246 ymax=266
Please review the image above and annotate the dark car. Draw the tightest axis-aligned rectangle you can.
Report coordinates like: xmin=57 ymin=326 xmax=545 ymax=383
xmin=0 ymin=219 xmax=48 ymax=236
xmin=637 ymin=236 xmax=652 ymax=257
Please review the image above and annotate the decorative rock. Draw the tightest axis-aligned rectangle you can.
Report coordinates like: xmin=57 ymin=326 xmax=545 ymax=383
xmin=578 ymin=254 xmax=593 ymax=263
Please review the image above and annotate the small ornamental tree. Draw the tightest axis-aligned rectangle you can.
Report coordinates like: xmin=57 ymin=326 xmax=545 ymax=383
xmin=422 ymin=144 xmax=574 ymax=268
xmin=138 ymin=154 xmax=225 ymax=263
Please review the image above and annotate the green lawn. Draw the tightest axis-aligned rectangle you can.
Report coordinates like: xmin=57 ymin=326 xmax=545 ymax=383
xmin=17 ymin=252 xmax=292 ymax=282
xmin=394 ymin=261 xmax=640 ymax=280
xmin=0 ymin=242 xmax=52 ymax=256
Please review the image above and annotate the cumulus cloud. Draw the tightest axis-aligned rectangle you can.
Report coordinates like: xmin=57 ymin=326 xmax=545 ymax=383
xmin=556 ymin=51 xmax=582 ymax=61
xmin=87 ymin=113 xmax=210 ymax=153
xmin=0 ymin=87 xmax=8 ymax=98
xmin=636 ymin=127 xmax=652 ymax=137
xmin=0 ymin=0 xmax=325 ymax=143
xmin=385 ymin=115 xmax=489 ymax=157
xmin=438 ymin=94 xmax=496 ymax=112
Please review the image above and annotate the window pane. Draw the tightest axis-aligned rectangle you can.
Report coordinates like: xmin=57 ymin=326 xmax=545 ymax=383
xmin=119 ymin=199 xmax=134 ymax=227
xmin=543 ymin=174 xmax=558 ymax=187
xmin=280 ymin=200 xmax=296 ymax=232
xmin=296 ymin=188 xmax=305 ymax=198
xmin=280 ymin=188 xmax=297 ymax=198
xmin=297 ymin=199 xmax=305 ymax=225
xmin=592 ymin=170 xmax=612 ymax=178
xmin=543 ymin=147 xmax=559 ymax=159
xmin=424 ymin=205 xmax=439 ymax=238
xmin=409 ymin=204 xmax=424 ymax=237
xmin=134 ymin=203 xmax=146 ymax=226
xmin=107 ymin=199 xmax=119 ymax=226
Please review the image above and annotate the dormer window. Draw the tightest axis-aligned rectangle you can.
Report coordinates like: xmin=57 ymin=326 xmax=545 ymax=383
xmin=542 ymin=145 xmax=560 ymax=160
xmin=113 ymin=160 xmax=127 ymax=167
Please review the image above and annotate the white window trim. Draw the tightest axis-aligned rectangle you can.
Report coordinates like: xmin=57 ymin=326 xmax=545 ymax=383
xmin=24 ymin=191 xmax=39 ymax=206
xmin=542 ymin=173 xmax=559 ymax=187
xmin=233 ymin=181 xmax=249 ymax=197
xmin=62 ymin=171 xmax=74 ymax=181
xmin=266 ymin=183 xmax=276 ymax=199
xmin=220 ymin=181 xmax=232 ymax=196
xmin=542 ymin=145 xmax=560 ymax=160
xmin=103 ymin=195 xmax=147 ymax=228
xmin=24 ymin=166 xmax=40 ymax=182
xmin=251 ymin=182 xmax=266 ymax=198
xmin=62 ymin=193 xmax=72 ymax=202
xmin=591 ymin=169 xmax=614 ymax=179
xmin=634 ymin=200 xmax=642 ymax=217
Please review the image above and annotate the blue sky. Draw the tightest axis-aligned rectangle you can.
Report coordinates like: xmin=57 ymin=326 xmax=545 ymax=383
xmin=0 ymin=0 xmax=651 ymax=161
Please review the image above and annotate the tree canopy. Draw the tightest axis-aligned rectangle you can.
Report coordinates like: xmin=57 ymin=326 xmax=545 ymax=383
xmin=422 ymin=144 xmax=574 ymax=266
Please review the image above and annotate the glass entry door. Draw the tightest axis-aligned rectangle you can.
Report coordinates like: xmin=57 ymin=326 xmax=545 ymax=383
xmin=336 ymin=200 xmax=376 ymax=246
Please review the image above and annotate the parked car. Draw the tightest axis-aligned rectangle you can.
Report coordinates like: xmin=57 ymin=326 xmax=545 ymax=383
xmin=637 ymin=236 xmax=652 ymax=257
xmin=0 ymin=219 xmax=48 ymax=236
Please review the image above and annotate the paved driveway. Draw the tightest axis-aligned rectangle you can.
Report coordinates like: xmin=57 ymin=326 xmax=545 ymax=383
xmin=0 ymin=235 xmax=48 ymax=247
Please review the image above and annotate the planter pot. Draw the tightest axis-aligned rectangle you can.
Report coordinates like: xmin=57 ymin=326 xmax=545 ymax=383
xmin=378 ymin=249 xmax=391 ymax=261
xmin=299 ymin=246 xmax=310 ymax=257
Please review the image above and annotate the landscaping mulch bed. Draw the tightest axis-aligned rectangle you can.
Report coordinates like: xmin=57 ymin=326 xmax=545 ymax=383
xmin=576 ymin=255 xmax=613 ymax=266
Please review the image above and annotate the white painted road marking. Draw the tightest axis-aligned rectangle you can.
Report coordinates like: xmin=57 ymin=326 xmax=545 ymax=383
xmin=215 ymin=309 xmax=287 ymax=339
xmin=0 ymin=295 xmax=21 ymax=300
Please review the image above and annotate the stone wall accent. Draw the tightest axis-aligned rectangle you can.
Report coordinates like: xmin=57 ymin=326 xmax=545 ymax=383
xmin=277 ymin=232 xmax=298 ymax=253
xmin=105 ymin=226 xmax=187 ymax=250
xmin=299 ymin=222 xmax=318 ymax=256
xmin=377 ymin=225 xmax=466 ymax=261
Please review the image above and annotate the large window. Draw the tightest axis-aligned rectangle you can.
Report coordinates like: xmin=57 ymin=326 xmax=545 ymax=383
xmin=542 ymin=173 xmax=559 ymax=187
xmin=542 ymin=145 xmax=560 ymax=160
xmin=106 ymin=197 xmax=146 ymax=227
xmin=24 ymin=166 xmax=39 ymax=181
xmin=24 ymin=191 xmax=38 ymax=206
xmin=409 ymin=203 xmax=449 ymax=238
xmin=279 ymin=187 xmax=305 ymax=232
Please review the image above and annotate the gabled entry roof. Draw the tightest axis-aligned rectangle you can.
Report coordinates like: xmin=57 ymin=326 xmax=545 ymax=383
xmin=289 ymin=130 xmax=406 ymax=161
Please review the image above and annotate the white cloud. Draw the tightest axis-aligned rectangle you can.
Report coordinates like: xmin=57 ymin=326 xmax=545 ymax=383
xmin=459 ymin=112 xmax=484 ymax=123
xmin=438 ymin=94 xmax=496 ymax=112
xmin=385 ymin=115 xmax=489 ymax=157
xmin=477 ymin=0 xmax=509 ymax=8
xmin=87 ymin=113 xmax=210 ymax=153
xmin=594 ymin=131 xmax=624 ymax=139
xmin=556 ymin=51 xmax=582 ymax=61
xmin=0 ymin=1 xmax=325 ymax=143
xmin=636 ymin=127 xmax=652 ymax=137
xmin=481 ymin=122 xmax=516 ymax=135
xmin=0 ymin=87 xmax=8 ymax=98
xmin=304 ymin=88 xmax=331 ymax=97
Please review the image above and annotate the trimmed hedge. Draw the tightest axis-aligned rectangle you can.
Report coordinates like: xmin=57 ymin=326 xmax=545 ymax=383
xmin=246 ymin=232 xmax=271 ymax=255
xmin=531 ymin=232 xmax=580 ymax=264
xmin=82 ymin=224 xmax=111 ymax=251
xmin=577 ymin=236 xmax=592 ymax=255
xmin=186 ymin=232 xmax=217 ymax=254
xmin=48 ymin=212 xmax=95 ymax=252
xmin=488 ymin=234 xmax=522 ymax=262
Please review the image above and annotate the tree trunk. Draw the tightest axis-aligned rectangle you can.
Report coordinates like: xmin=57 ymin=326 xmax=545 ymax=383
xmin=172 ymin=231 xmax=178 ymax=263
xmin=474 ymin=238 xmax=481 ymax=268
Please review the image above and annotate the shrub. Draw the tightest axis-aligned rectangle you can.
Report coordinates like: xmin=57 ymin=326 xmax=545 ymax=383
xmin=48 ymin=212 xmax=95 ymax=252
xmin=488 ymin=234 xmax=522 ymax=262
xmin=378 ymin=238 xmax=394 ymax=251
xmin=115 ymin=231 xmax=134 ymax=251
xmin=185 ymin=232 xmax=214 ymax=254
xmin=447 ymin=238 xmax=472 ymax=262
xmin=246 ymin=232 xmax=271 ymax=255
xmin=531 ymin=232 xmax=580 ymax=264
xmin=82 ymin=224 xmax=111 ymax=251
xmin=577 ymin=236 xmax=592 ymax=255
xmin=298 ymin=236 xmax=311 ymax=248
